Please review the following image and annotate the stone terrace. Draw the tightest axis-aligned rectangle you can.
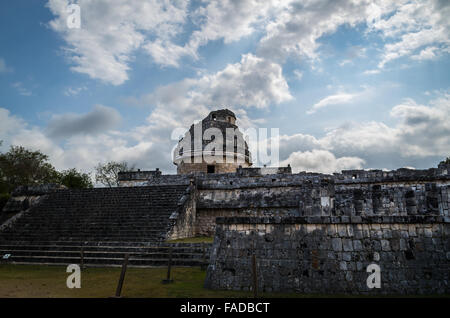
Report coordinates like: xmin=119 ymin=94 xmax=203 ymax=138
xmin=0 ymin=185 xmax=211 ymax=267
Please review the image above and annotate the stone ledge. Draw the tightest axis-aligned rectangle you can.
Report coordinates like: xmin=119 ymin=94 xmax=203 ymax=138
xmin=215 ymin=215 xmax=449 ymax=224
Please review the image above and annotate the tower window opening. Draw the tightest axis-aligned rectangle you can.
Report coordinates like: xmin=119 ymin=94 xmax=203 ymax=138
xmin=207 ymin=165 xmax=215 ymax=174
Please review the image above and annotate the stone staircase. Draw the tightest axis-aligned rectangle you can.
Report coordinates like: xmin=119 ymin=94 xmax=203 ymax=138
xmin=0 ymin=241 xmax=211 ymax=267
xmin=0 ymin=185 xmax=211 ymax=267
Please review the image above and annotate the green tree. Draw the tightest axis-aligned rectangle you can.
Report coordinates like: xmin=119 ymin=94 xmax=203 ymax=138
xmin=58 ymin=168 xmax=93 ymax=189
xmin=94 ymin=161 xmax=134 ymax=187
xmin=0 ymin=141 xmax=8 ymax=194
xmin=0 ymin=145 xmax=59 ymax=193
xmin=440 ymin=157 xmax=450 ymax=165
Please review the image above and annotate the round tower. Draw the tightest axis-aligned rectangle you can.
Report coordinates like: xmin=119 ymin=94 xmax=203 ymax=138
xmin=173 ymin=109 xmax=252 ymax=174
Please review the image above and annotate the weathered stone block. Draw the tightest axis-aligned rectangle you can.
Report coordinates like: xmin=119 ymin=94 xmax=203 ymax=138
xmin=331 ymin=238 xmax=343 ymax=251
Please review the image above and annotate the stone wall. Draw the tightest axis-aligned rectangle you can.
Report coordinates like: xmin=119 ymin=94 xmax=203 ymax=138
xmin=105 ymin=164 xmax=450 ymax=240
xmin=121 ymin=174 xmax=192 ymax=187
xmin=195 ymin=171 xmax=449 ymax=236
xmin=195 ymin=208 xmax=297 ymax=236
xmin=195 ymin=174 xmax=334 ymax=236
xmin=205 ymin=216 xmax=450 ymax=295
xmin=334 ymin=182 xmax=449 ymax=216
xmin=177 ymin=162 xmax=245 ymax=175
xmin=166 ymin=184 xmax=198 ymax=240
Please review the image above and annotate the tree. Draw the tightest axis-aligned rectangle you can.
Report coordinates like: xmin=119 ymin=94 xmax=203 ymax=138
xmin=58 ymin=168 xmax=93 ymax=189
xmin=0 ymin=146 xmax=59 ymax=193
xmin=439 ymin=157 xmax=450 ymax=165
xmin=94 ymin=161 xmax=134 ymax=187
xmin=0 ymin=141 xmax=7 ymax=195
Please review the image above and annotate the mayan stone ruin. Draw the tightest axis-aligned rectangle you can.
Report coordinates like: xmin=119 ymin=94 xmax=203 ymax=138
xmin=1 ymin=109 xmax=449 ymax=295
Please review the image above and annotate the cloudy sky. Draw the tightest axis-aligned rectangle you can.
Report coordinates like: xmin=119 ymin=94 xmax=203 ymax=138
xmin=0 ymin=0 xmax=449 ymax=175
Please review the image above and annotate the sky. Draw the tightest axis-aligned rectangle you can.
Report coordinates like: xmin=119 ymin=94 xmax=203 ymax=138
xmin=0 ymin=0 xmax=449 ymax=176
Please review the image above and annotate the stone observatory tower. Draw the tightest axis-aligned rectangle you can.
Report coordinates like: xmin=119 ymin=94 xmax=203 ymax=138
xmin=173 ymin=109 xmax=252 ymax=174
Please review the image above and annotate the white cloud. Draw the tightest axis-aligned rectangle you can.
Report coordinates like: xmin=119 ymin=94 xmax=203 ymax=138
xmin=46 ymin=0 xmax=188 ymax=85
xmin=63 ymin=85 xmax=87 ymax=96
xmin=378 ymin=28 xmax=447 ymax=68
xmin=143 ymin=39 xmax=195 ymax=68
xmin=187 ymin=1 xmax=282 ymax=52
xmin=1 ymin=51 xmax=293 ymax=175
xmin=45 ymin=0 xmax=450 ymax=84
xmin=319 ymin=95 xmax=450 ymax=160
xmin=281 ymin=149 xmax=365 ymax=174
xmin=1 ymin=91 xmax=449 ymax=177
xmin=293 ymin=69 xmax=303 ymax=80
xmin=11 ymin=82 xmax=32 ymax=96
xmin=257 ymin=0 xmax=394 ymax=62
xmin=363 ymin=69 xmax=381 ymax=75
xmin=339 ymin=60 xmax=352 ymax=67
xmin=0 ymin=106 xmax=164 ymax=174
xmin=0 ymin=58 xmax=13 ymax=73
xmin=410 ymin=46 xmax=439 ymax=61
xmin=308 ymin=93 xmax=357 ymax=114
xmin=374 ymin=0 xmax=450 ymax=68
xmin=145 ymin=0 xmax=286 ymax=67
xmin=0 ymin=108 xmax=25 ymax=146
xmin=274 ymin=93 xmax=450 ymax=171
xmin=254 ymin=0 xmax=448 ymax=70
xmin=141 ymin=53 xmax=292 ymax=136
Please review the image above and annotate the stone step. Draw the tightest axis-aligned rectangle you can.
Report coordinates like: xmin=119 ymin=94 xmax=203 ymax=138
xmin=0 ymin=245 xmax=210 ymax=253
xmin=7 ymin=219 xmax=171 ymax=222
xmin=3 ymin=225 xmax=173 ymax=229
xmin=9 ymin=220 xmax=172 ymax=225
xmin=0 ymin=240 xmax=212 ymax=248
xmin=0 ymin=184 xmax=191 ymax=260
xmin=0 ymin=240 xmax=212 ymax=267
xmin=5 ymin=256 xmax=205 ymax=267
xmin=1 ymin=228 xmax=169 ymax=236
xmin=0 ymin=232 xmax=165 ymax=242
xmin=0 ymin=249 xmax=206 ymax=259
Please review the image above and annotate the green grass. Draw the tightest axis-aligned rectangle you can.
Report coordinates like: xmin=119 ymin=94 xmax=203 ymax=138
xmin=167 ymin=236 xmax=214 ymax=243
xmin=0 ymin=264 xmax=300 ymax=298
xmin=0 ymin=264 xmax=447 ymax=298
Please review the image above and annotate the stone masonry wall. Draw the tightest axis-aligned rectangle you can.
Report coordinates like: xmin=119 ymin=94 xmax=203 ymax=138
xmin=195 ymin=171 xmax=449 ymax=236
xmin=195 ymin=208 xmax=297 ymax=236
xmin=118 ymin=164 xmax=450 ymax=240
xmin=205 ymin=216 xmax=450 ymax=295
xmin=166 ymin=184 xmax=198 ymax=240
xmin=195 ymin=174 xmax=334 ymax=236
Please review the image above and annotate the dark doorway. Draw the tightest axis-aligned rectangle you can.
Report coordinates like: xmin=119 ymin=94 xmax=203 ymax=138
xmin=207 ymin=165 xmax=215 ymax=174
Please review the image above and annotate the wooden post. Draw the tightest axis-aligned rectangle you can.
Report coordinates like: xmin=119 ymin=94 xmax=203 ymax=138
xmin=252 ymin=254 xmax=258 ymax=298
xmin=80 ymin=247 xmax=85 ymax=270
xmin=162 ymin=246 xmax=174 ymax=284
xmin=115 ymin=253 xmax=129 ymax=297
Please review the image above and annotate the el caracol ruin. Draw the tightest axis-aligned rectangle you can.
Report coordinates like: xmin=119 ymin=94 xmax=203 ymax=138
xmin=1 ymin=109 xmax=449 ymax=295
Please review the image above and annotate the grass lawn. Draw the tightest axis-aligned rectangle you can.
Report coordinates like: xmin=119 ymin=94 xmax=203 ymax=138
xmin=167 ymin=236 xmax=214 ymax=243
xmin=1 ymin=264 xmax=447 ymax=298
xmin=0 ymin=264 xmax=305 ymax=298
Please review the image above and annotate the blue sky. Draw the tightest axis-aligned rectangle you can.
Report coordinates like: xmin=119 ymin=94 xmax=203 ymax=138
xmin=0 ymin=0 xmax=449 ymax=175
